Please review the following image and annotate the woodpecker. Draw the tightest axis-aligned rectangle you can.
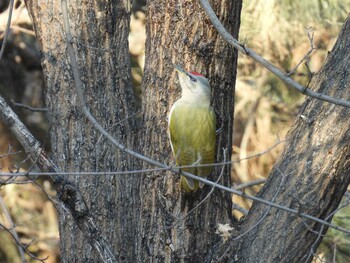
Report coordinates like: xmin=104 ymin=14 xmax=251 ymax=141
xmin=168 ymin=65 xmax=216 ymax=192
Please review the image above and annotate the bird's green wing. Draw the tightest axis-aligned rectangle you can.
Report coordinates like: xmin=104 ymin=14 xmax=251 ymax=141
xmin=169 ymin=103 xmax=216 ymax=191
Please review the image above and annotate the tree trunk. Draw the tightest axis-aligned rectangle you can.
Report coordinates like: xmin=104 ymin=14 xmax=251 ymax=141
xmin=235 ymin=15 xmax=350 ymax=263
xmin=26 ymin=0 xmax=139 ymax=262
xmin=138 ymin=0 xmax=242 ymax=262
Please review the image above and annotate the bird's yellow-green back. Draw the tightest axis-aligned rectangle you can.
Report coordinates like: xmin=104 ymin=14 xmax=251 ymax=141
xmin=169 ymin=101 xmax=216 ymax=192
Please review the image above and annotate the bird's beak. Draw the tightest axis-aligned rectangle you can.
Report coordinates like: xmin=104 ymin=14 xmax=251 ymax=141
xmin=174 ymin=64 xmax=189 ymax=77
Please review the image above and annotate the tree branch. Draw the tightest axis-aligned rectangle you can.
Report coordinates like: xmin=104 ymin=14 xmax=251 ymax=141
xmin=287 ymin=30 xmax=316 ymax=76
xmin=0 ymin=196 xmax=27 ymax=262
xmin=199 ymin=0 xmax=350 ymax=108
xmin=11 ymin=101 xmax=47 ymax=112
xmin=0 ymin=162 xmax=348 ymax=235
xmin=0 ymin=222 xmax=47 ymax=262
xmin=0 ymin=0 xmax=14 ymax=61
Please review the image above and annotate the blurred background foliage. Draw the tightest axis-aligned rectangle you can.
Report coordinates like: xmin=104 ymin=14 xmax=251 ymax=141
xmin=0 ymin=0 xmax=349 ymax=262
xmin=232 ymin=0 xmax=347 ymax=212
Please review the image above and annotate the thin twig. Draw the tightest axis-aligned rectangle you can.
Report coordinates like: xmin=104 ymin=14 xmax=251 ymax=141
xmin=0 ymin=135 xmax=284 ymax=177
xmin=26 ymin=177 xmax=60 ymax=213
xmin=0 ymin=0 xmax=14 ymax=62
xmin=0 ymin=224 xmax=49 ymax=262
xmin=0 ymin=178 xmax=40 ymax=185
xmin=0 ymin=222 xmax=48 ymax=262
xmin=0 ymin=137 xmax=283 ymax=180
xmin=0 ymin=141 xmax=282 ymax=177
xmin=0 ymin=145 xmax=21 ymax=158
xmin=199 ymin=0 xmax=350 ymax=108
xmin=0 ymin=138 xmax=287 ymax=176
xmin=10 ymin=25 xmax=36 ymax=36
xmin=11 ymin=101 xmax=47 ymax=112
xmin=303 ymin=198 xmax=350 ymax=262
xmin=287 ymin=30 xmax=316 ymax=76
xmin=232 ymin=203 xmax=248 ymax=216
xmin=234 ymin=179 xmax=266 ymax=191
xmin=1 ymin=170 xmax=349 ymax=235
xmin=0 ymin=196 xmax=27 ymax=262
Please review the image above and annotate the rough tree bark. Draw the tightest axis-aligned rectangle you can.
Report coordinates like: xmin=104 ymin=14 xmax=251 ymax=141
xmin=138 ymin=0 xmax=241 ymax=262
xmin=233 ymin=15 xmax=350 ymax=263
xmin=26 ymin=0 xmax=139 ymax=262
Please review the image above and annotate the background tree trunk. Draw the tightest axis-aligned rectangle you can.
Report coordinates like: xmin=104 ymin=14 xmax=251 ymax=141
xmin=235 ymin=15 xmax=350 ymax=263
xmin=138 ymin=0 xmax=242 ymax=262
xmin=26 ymin=0 xmax=139 ymax=262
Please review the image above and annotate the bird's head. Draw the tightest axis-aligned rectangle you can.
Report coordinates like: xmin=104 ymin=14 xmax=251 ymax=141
xmin=174 ymin=65 xmax=211 ymax=102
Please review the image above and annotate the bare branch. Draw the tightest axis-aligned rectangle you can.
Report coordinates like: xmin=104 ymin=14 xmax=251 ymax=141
xmin=287 ymin=30 xmax=317 ymax=76
xmin=0 ymin=138 xmax=284 ymax=178
xmin=0 ymin=145 xmax=21 ymax=159
xmin=0 ymin=222 xmax=49 ymax=262
xmin=0 ymin=196 xmax=27 ymax=262
xmin=0 ymin=193 xmax=49 ymax=263
xmin=234 ymin=179 xmax=266 ymax=191
xmin=0 ymin=0 xmax=14 ymax=62
xmin=8 ymin=25 xmax=36 ymax=36
xmin=11 ymin=101 xmax=47 ymax=112
xmin=232 ymin=203 xmax=248 ymax=216
xmin=303 ymin=197 xmax=350 ymax=262
xmin=3 ymin=176 xmax=349 ymax=240
xmin=0 ymin=168 xmax=349 ymax=235
xmin=199 ymin=0 xmax=350 ymax=108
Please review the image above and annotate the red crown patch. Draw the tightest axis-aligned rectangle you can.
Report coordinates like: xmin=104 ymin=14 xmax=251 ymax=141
xmin=189 ymin=71 xmax=204 ymax=77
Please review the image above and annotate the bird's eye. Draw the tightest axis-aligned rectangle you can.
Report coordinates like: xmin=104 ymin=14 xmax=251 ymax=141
xmin=189 ymin=76 xmax=197 ymax=82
